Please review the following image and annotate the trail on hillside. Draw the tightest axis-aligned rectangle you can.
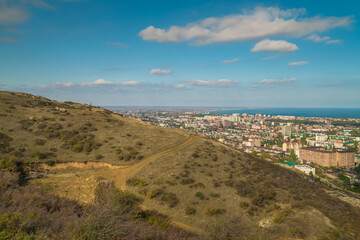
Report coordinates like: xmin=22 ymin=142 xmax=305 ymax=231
xmin=114 ymin=136 xmax=195 ymax=190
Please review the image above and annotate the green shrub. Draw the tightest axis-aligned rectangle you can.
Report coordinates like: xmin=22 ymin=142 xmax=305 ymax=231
xmin=239 ymin=201 xmax=249 ymax=209
xmin=72 ymin=143 xmax=84 ymax=153
xmin=146 ymin=189 xmax=163 ymax=199
xmin=160 ymin=192 xmax=179 ymax=208
xmin=273 ymin=208 xmax=292 ymax=224
xmin=180 ymin=178 xmax=195 ymax=185
xmin=0 ymin=132 xmax=13 ymax=153
xmin=195 ymin=192 xmax=205 ymax=200
xmin=33 ymin=150 xmax=48 ymax=160
xmin=45 ymin=160 xmax=55 ymax=166
xmin=184 ymin=206 xmax=196 ymax=215
xmin=126 ymin=178 xmax=148 ymax=186
xmin=35 ymin=138 xmax=46 ymax=146
xmin=204 ymin=206 xmax=226 ymax=216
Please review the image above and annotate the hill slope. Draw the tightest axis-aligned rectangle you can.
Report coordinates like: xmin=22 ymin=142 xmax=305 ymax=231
xmin=1 ymin=91 xmax=360 ymax=239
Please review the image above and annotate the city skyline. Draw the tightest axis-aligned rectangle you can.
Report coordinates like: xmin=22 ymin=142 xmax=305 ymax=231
xmin=1 ymin=0 xmax=359 ymax=107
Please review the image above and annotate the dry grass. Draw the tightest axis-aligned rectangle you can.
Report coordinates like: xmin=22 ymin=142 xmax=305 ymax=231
xmin=2 ymin=91 xmax=360 ymax=239
xmin=0 ymin=91 xmax=188 ymax=165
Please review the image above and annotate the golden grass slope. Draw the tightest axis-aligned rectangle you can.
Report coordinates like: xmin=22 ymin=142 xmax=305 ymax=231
xmin=0 ymin=91 xmax=188 ymax=165
xmin=1 ymin=91 xmax=360 ymax=239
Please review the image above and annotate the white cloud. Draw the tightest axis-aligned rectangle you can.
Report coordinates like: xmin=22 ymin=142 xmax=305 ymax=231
xmin=150 ymin=69 xmax=173 ymax=75
xmin=252 ymin=39 xmax=298 ymax=53
xmin=306 ymin=34 xmax=342 ymax=45
xmin=185 ymin=78 xmax=238 ymax=87
xmin=82 ymin=78 xmax=114 ymax=86
xmin=39 ymin=82 xmax=75 ymax=88
xmin=81 ymin=79 xmax=141 ymax=87
xmin=258 ymin=77 xmax=296 ymax=84
xmin=288 ymin=61 xmax=309 ymax=66
xmin=106 ymin=41 xmax=130 ymax=48
xmin=325 ymin=39 xmax=342 ymax=44
xmin=306 ymin=34 xmax=330 ymax=42
xmin=0 ymin=5 xmax=29 ymax=25
xmin=139 ymin=7 xmax=352 ymax=45
xmin=121 ymin=81 xmax=140 ymax=86
xmin=164 ymin=83 xmax=186 ymax=89
xmin=221 ymin=58 xmax=240 ymax=64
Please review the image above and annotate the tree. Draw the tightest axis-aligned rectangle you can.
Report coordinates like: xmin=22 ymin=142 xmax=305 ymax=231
xmin=289 ymin=149 xmax=298 ymax=161
xmin=337 ymin=173 xmax=350 ymax=184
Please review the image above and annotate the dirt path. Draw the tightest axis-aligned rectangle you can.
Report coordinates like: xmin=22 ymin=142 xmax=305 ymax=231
xmin=114 ymin=136 xmax=195 ymax=190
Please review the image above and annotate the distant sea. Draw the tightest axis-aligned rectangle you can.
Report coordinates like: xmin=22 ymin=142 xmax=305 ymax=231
xmin=211 ymin=108 xmax=360 ymax=119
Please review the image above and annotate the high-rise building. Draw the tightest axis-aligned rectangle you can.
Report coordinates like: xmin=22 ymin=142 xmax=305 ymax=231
xmin=282 ymin=126 xmax=292 ymax=137
xmin=300 ymin=147 xmax=355 ymax=167
xmin=232 ymin=113 xmax=241 ymax=122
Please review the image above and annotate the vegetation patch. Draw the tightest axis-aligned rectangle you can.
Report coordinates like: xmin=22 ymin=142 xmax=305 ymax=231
xmin=204 ymin=206 xmax=226 ymax=216
xmin=126 ymin=177 xmax=148 ymax=187
xmin=272 ymin=208 xmax=292 ymax=224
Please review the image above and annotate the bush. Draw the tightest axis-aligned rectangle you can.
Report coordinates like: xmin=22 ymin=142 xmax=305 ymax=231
xmin=0 ymin=132 xmax=13 ymax=153
xmin=204 ymin=206 xmax=226 ymax=216
xmin=35 ymin=138 xmax=46 ymax=146
xmin=72 ymin=143 xmax=84 ymax=153
xmin=195 ymin=192 xmax=205 ymax=200
xmin=239 ymin=201 xmax=249 ymax=209
xmin=180 ymin=178 xmax=195 ymax=185
xmin=192 ymin=152 xmax=200 ymax=158
xmin=160 ymin=192 xmax=179 ymax=208
xmin=146 ymin=189 xmax=163 ymax=199
xmin=126 ymin=178 xmax=148 ymax=186
xmin=184 ymin=206 xmax=196 ymax=215
xmin=273 ymin=208 xmax=292 ymax=224
xmin=95 ymin=154 xmax=104 ymax=160
xmin=45 ymin=160 xmax=55 ymax=166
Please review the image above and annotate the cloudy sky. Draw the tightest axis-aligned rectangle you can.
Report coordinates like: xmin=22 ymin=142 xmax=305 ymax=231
xmin=0 ymin=0 xmax=359 ymax=107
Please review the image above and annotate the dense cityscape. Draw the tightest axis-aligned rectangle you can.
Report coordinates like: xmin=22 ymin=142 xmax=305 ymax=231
xmin=111 ymin=107 xmax=360 ymax=199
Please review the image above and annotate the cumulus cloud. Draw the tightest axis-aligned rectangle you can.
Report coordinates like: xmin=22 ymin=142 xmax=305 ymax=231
xmin=185 ymin=78 xmax=238 ymax=87
xmin=81 ymin=79 xmax=141 ymax=87
xmin=221 ymin=58 xmax=240 ymax=64
xmin=306 ymin=34 xmax=330 ymax=42
xmin=81 ymin=79 xmax=114 ymax=86
xmin=106 ymin=41 xmax=130 ymax=48
xmin=139 ymin=7 xmax=352 ymax=45
xmin=306 ymin=34 xmax=342 ymax=45
xmin=325 ymin=39 xmax=342 ymax=44
xmin=150 ymin=69 xmax=173 ymax=75
xmin=252 ymin=39 xmax=298 ymax=53
xmin=39 ymin=82 xmax=75 ymax=88
xmin=258 ymin=77 xmax=296 ymax=84
xmin=288 ymin=61 xmax=309 ymax=66
xmin=0 ymin=4 xmax=29 ymax=25
xmin=120 ymin=81 xmax=140 ymax=86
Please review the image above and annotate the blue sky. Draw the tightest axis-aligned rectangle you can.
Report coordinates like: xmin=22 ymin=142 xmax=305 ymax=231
xmin=0 ymin=0 xmax=359 ymax=107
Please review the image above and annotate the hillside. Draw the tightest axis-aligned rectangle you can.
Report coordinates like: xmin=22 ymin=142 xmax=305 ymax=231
xmin=1 ymin=91 xmax=360 ymax=240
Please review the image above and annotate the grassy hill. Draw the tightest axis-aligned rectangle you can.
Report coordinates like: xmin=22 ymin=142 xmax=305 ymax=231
xmin=0 ymin=91 xmax=187 ymax=165
xmin=1 ymin=91 xmax=360 ymax=240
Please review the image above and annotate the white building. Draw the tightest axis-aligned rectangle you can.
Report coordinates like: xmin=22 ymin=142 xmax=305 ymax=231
xmin=315 ymin=134 xmax=328 ymax=142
